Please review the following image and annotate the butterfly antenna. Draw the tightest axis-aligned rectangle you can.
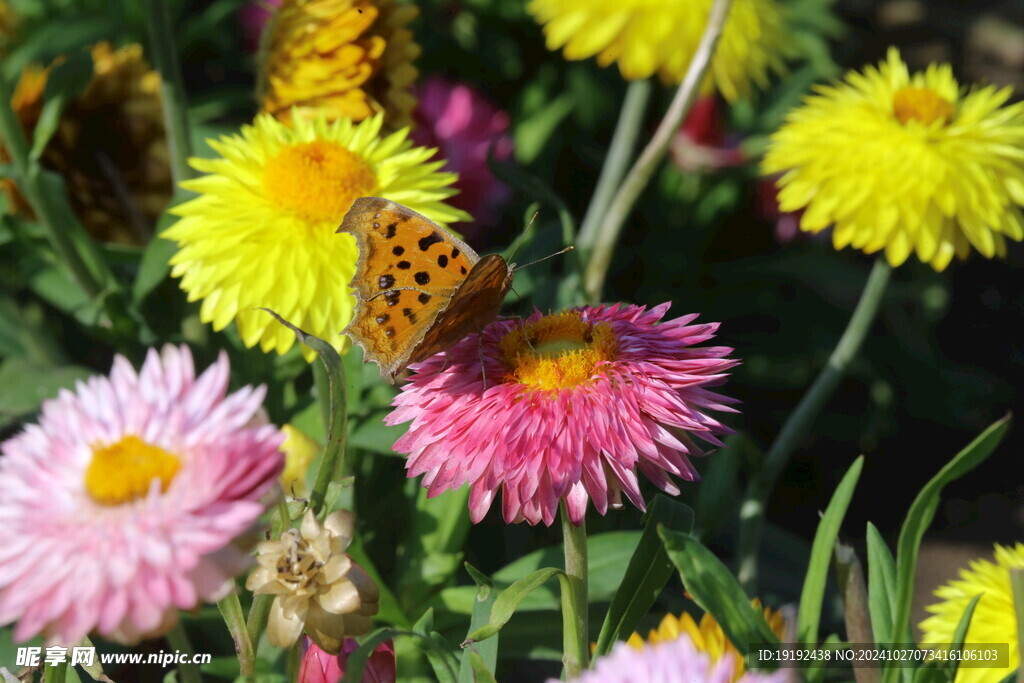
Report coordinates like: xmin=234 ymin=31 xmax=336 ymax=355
xmin=512 ymin=246 xmax=574 ymax=272
xmin=506 ymin=211 xmax=540 ymax=262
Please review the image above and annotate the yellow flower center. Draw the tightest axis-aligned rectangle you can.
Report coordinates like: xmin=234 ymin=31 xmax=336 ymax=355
xmin=262 ymin=141 xmax=377 ymax=225
xmin=84 ymin=435 xmax=181 ymax=506
xmin=500 ymin=312 xmax=617 ymax=391
xmin=892 ymin=87 xmax=955 ymax=126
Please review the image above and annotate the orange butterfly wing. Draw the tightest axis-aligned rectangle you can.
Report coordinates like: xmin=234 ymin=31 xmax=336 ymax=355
xmin=339 ymin=197 xmax=512 ymax=381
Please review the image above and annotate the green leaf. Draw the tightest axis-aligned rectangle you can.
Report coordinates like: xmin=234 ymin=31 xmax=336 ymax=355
xmin=31 ymin=51 xmax=93 ymax=162
xmin=0 ymin=359 xmax=92 ymax=428
xmin=865 ymin=522 xmax=898 ymax=645
xmin=948 ymin=594 xmax=982 ymax=681
xmin=411 ymin=609 xmax=461 ymax=683
xmin=886 ymin=416 xmax=1012 ymax=683
xmin=459 ymin=565 xmax=498 ymax=683
xmin=594 ymin=496 xmax=694 ymax=656
xmin=348 ymin=410 xmax=407 ymax=455
xmin=659 ymin=528 xmax=779 ymax=655
xmin=466 ymin=650 xmax=498 ymax=683
xmin=261 ymin=309 xmax=348 ymax=518
xmin=1 ymin=15 xmax=114 ymax=81
xmin=911 ymin=594 xmax=981 ymax=683
xmin=341 ymin=626 xmax=457 ymax=683
xmin=132 ymin=235 xmax=177 ymax=303
xmin=514 ymin=93 xmax=574 ymax=165
xmin=347 ymin=534 xmax=409 ymax=629
xmin=463 ymin=568 xmax=567 ymax=644
xmin=798 ymin=456 xmax=864 ymax=645
xmin=400 ymin=485 xmax=472 ymax=602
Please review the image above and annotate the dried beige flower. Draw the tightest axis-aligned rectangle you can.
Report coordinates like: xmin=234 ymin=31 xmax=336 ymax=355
xmin=246 ymin=509 xmax=378 ymax=653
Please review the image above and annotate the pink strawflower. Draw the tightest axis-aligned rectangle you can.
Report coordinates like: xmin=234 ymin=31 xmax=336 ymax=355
xmin=0 ymin=346 xmax=284 ymax=645
xmin=411 ymin=76 xmax=514 ymax=230
xmin=387 ymin=303 xmax=737 ymax=526
xmin=552 ymin=637 xmax=786 ymax=683
xmin=239 ymin=0 xmax=282 ymax=52
xmin=298 ymin=636 xmax=396 ymax=683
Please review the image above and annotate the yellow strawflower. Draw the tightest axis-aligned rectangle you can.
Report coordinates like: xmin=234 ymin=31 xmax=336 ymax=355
xmin=920 ymin=543 xmax=1022 ymax=683
xmin=527 ymin=0 xmax=791 ymax=101
xmin=163 ymin=113 xmax=468 ymax=360
xmin=259 ymin=0 xmax=419 ymax=129
xmin=763 ymin=48 xmax=1024 ymax=271
xmin=279 ymin=425 xmax=320 ymax=497
xmin=627 ymin=601 xmax=786 ymax=682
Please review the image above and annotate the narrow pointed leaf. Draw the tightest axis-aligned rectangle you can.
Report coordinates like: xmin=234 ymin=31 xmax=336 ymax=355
xmin=799 ymin=456 xmax=864 ymax=645
xmin=886 ymin=416 xmax=1011 ymax=683
xmin=463 ymin=568 xmax=567 ymax=644
xmin=659 ymin=528 xmax=779 ymax=654
xmin=459 ymin=565 xmax=498 ymax=683
xmin=594 ymin=496 xmax=694 ymax=656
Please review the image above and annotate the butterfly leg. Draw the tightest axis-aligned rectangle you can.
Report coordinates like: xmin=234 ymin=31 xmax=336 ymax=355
xmin=478 ymin=335 xmax=488 ymax=391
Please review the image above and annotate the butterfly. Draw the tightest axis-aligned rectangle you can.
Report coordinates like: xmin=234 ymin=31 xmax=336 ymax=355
xmin=338 ymin=197 xmax=515 ymax=382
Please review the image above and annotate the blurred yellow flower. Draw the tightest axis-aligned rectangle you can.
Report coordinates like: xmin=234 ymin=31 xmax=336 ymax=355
xmin=259 ymin=0 xmax=419 ymax=129
xmin=163 ymin=113 xmax=467 ymax=360
xmin=627 ymin=600 xmax=786 ymax=682
xmin=279 ymin=425 xmax=320 ymax=497
xmin=763 ymin=48 xmax=1024 ymax=270
xmin=527 ymin=0 xmax=791 ymax=101
xmin=920 ymin=543 xmax=1023 ymax=683
xmin=1 ymin=43 xmax=171 ymax=244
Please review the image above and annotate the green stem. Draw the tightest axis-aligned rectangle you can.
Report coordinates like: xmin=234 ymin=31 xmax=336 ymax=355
xmin=560 ymin=503 xmax=589 ymax=678
xmin=737 ymin=259 xmax=892 ymax=593
xmin=0 ymin=75 xmax=108 ymax=299
xmin=166 ymin=620 xmax=202 ymax=683
xmin=576 ymin=79 xmax=653 ymax=260
xmin=218 ymin=591 xmax=255 ymax=677
xmin=143 ymin=0 xmax=193 ymax=186
xmin=581 ymin=0 xmax=734 ymax=303
xmin=1011 ymin=568 xmax=1024 ymax=683
xmin=308 ymin=356 xmax=348 ymax=518
xmin=246 ymin=593 xmax=274 ymax=661
xmin=43 ymin=661 xmax=67 ymax=683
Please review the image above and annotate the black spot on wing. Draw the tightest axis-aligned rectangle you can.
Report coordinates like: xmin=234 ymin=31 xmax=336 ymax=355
xmin=460 ymin=266 xmax=467 ymax=275
xmin=375 ymin=314 xmax=390 ymax=324
xmin=385 ymin=223 xmax=397 ymax=239
xmin=385 ymin=327 xmax=396 ymax=337
xmin=397 ymin=261 xmax=411 ymax=269
xmin=414 ymin=272 xmax=431 ymax=285
xmin=418 ymin=231 xmax=443 ymax=251
xmin=402 ymin=308 xmax=417 ymax=323
xmin=379 ymin=274 xmax=395 ymax=289
xmin=418 ymin=293 xmax=432 ymax=304
xmin=451 ymin=248 xmax=460 ymax=259
xmin=384 ymin=291 xmax=401 ymax=306
xmin=392 ymin=246 xmax=405 ymax=256
xmin=437 ymin=254 xmax=448 ymax=268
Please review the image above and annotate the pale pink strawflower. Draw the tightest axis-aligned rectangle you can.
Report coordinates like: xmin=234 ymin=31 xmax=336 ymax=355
xmin=298 ymin=636 xmax=396 ymax=683
xmin=551 ymin=637 xmax=786 ymax=683
xmin=411 ymin=76 xmax=514 ymax=230
xmin=387 ymin=303 xmax=737 ymax=526
xmin=0 ymin=346 xmax=284 ymax=645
